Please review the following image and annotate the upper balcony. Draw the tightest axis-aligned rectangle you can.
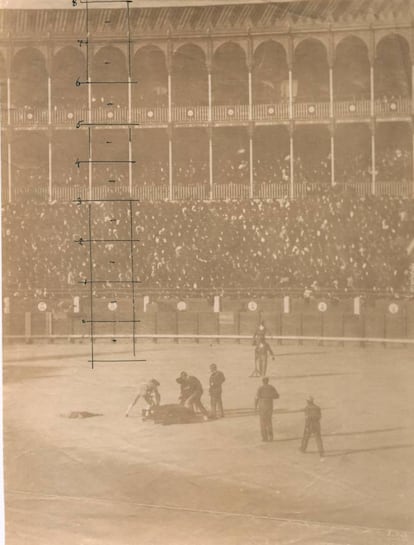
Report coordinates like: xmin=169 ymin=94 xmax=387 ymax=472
xmin=3 ymin=98 xmax=412 ymax=129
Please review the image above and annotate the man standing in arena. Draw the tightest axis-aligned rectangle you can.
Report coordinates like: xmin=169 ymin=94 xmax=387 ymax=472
xmin=209 ymin=363 xmax=225 ymax=419
xmin=177 ymin=372 xmax=191 ymax=406
xmin=177 ymin=371 xmax=209 ymax=421
xmin=300 ymin=396 xmax=325 ymax=459
xmin=255 ymin=377 xmax=279 ymax=441
xmin=252 ymin=320 xmax=267 ymax=346
xmin=255 ymin=340 xmax=275 ymax=376
xmin=125 ymin=378 xmax=161 ymax=418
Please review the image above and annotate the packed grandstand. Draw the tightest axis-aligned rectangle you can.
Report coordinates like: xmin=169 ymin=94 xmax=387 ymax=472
xmin=2 ymin=0 xmax=414 ymax=307
xmin=3 ymin=189 xmax=414 ymax=296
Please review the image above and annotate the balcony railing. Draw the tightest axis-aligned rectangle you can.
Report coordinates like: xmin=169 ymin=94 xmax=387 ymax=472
xmin=253 ymin=103 xmax=289 ymax=121
xmin=334 ymin=100 xmax=371 ymax=118
xmin=173 ymin=106 xmax=209 ymax=124
xmin=293 ymin=101 xmax=330 ymax=120
xmin=3 ymin=181 xmax=412 ymax=203
xmin=4 ymin=98 xmax=412 ymax=128
xmin=212 ymin=104 xmax=249 ymax=123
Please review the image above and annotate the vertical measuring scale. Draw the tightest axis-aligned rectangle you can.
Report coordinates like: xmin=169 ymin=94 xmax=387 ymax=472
xmin=72 ymin=0 xmax=144 ymax=368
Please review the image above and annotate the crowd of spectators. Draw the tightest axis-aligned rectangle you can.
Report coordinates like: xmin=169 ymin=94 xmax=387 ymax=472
xmin=3 ymin=189 xmax=414 ymax=297
xmin=10 ymin=146 xmax=412 ymax=192
xmin=377 ymin=148 xmax=411 ymax=182
xmin=335 ymin=152 xmax=372 ymax=184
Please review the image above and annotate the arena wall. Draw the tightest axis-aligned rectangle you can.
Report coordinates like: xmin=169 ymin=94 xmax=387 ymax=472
xmin=4 ymin=296 xmax=414 ymax=344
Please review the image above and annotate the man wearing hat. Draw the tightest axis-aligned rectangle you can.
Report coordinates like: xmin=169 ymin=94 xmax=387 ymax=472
xmin=209 ymin=364 xmax=226 ymax=419
xmin=177 ymin=371 xmax=209 ymax=421
xmin=300 ymin=396 xmax=324 ymax=458
xmin=125 ymin=378 xmax=161 ymax=418
xmin=255 ymin=377 xmax=279 ymax=441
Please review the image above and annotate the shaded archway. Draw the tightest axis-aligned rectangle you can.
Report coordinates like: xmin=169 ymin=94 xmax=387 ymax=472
xmin=91 ymin=46 xmax=128 ymax=108
xmin=294 ymin=125 xmax=330 ymax=184
xmin=335 ymin=124 xmax=371 ymax=184
xmin=294 ymin=39 xmax=329 ymax=101
xmin=172 ymin=44 xmax=208 ymax=106
xmin=213 ymin=127 xmax=249 ymax=184
xmin=253 ymin=41 xmax=288 ymax=104
xmin=173 ymin=128 xmax=208 ymax=185
xmin=375 ymin=34 xmax=411 ymax=99
xmin=212 ymin=43 xmax=248 ymax=105
xmin=52 ymin=46 xmax=87 ymax=107
xmin=11 ymin=48 xmax=48 ymax=108
xmin=376 ymin=122 xmax=411 ymax=182
xmin=334 ymin=36 xmax=370 ymax=100
xmin=132 ymin=46 xmax=167 ymax=107
xmin=253 ymin=126 xmax=290 ymax=184
xmin=132 ymin=129 xmax=168 ymax=186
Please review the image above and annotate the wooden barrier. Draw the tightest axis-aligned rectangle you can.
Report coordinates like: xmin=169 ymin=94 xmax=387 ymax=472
xmin=5 ymin=309 xmax=414 ymax=346
xmin=4 ymin=332 xmax=414 ymax=345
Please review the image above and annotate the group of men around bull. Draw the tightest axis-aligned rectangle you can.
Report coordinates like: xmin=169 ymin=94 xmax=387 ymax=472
xmin=125 ymin=321 xmax=324 ymax=458
xmin=176 ymin=365 xmax=226 ymax=420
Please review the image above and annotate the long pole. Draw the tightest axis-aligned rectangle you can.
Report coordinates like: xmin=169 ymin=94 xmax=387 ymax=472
xmin=169 ymin=137 xmax=173 ymax=201
xmin=48 ymin=139 xmax=52 ymax=202
xmin=129 ymin=200 xmax=136 ymax=356
xmin=209 ymin=132 xmax=213 ymax=200
xmin=88 ymin=204 xmax=94 ymax=369
xmin=289 ymin=133 xmax=294 ymax=199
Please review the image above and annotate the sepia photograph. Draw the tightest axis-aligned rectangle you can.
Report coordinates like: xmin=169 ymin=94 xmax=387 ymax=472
xmin=1 ymin=0 xmax=414 ymax=543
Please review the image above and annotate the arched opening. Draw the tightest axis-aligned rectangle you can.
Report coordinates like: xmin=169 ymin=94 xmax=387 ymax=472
xmin=172 ymin=44 xmax=208 ymax=106
xmin=375 ymin=34 xmax=411 ymax=99
xmin=294 ymin=125 xmax=330 ymax=184
xmin=213 ymin=127 xmax=249 ymax=185
xmin=11 ymin=48 xmax=48 ymax=108
xmin=53 ymin=130 xmax=89 ymax=187
xmin=253 ymin=41 xmax=288 ymax=104
xmin=132 ymin=129 xmax=168 ymax=186
xmin=334 ymin=36 xmax=370 ymax=100
xmin=212 ymin=43 xmax=248 ymax=105
xmin=253 ymin=126 xmax=290 ymax=185
xmin=294 ymin=39 xmax=329 ymax=101
xmin=173 ymin=128 xmax=208 ymax=185
xmin=132 ymin=46 xmax=167 ymax=107
xmin=52 ymin=46 xmax=87 ymax=107
xmin=335 ymin=124 xmax=371 ymax=184
xmin=12 ymin=131 xmax=48 ymax=191
xmin=91 ymin=46 xmax=128 ymax=108
xmin=376 ymin=122 xmax=412 ymax=182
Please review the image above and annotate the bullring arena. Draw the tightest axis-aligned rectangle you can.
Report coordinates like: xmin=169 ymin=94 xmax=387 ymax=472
xmin=2 ymin=0 xmax=414 ymax=544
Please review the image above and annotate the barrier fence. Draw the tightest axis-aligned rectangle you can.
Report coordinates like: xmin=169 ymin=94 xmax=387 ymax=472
xmin=4 ymin=308 xmax=414 ymax=346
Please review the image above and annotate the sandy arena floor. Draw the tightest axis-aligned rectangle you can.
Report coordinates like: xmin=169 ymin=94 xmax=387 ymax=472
xmin=3 ymin=341 xmax=414 ymax=545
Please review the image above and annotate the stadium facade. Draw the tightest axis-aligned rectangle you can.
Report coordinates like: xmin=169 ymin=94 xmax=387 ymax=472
xmin=1 ymin=0 xmax=414 ymax=202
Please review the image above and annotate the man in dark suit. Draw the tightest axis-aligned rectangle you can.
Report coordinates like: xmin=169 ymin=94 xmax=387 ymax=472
xmin=300 ymin=396 xmax=325 ymax=458
xmin=255 ymin=377 xmax=279 ymax=441
xmin=255 ymin=340 xmax=275 ymax=376
xmin=209 ymin=363 xmax=225 ymax=419
xmin=177 ymin=371 xmax=209 ymax=421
